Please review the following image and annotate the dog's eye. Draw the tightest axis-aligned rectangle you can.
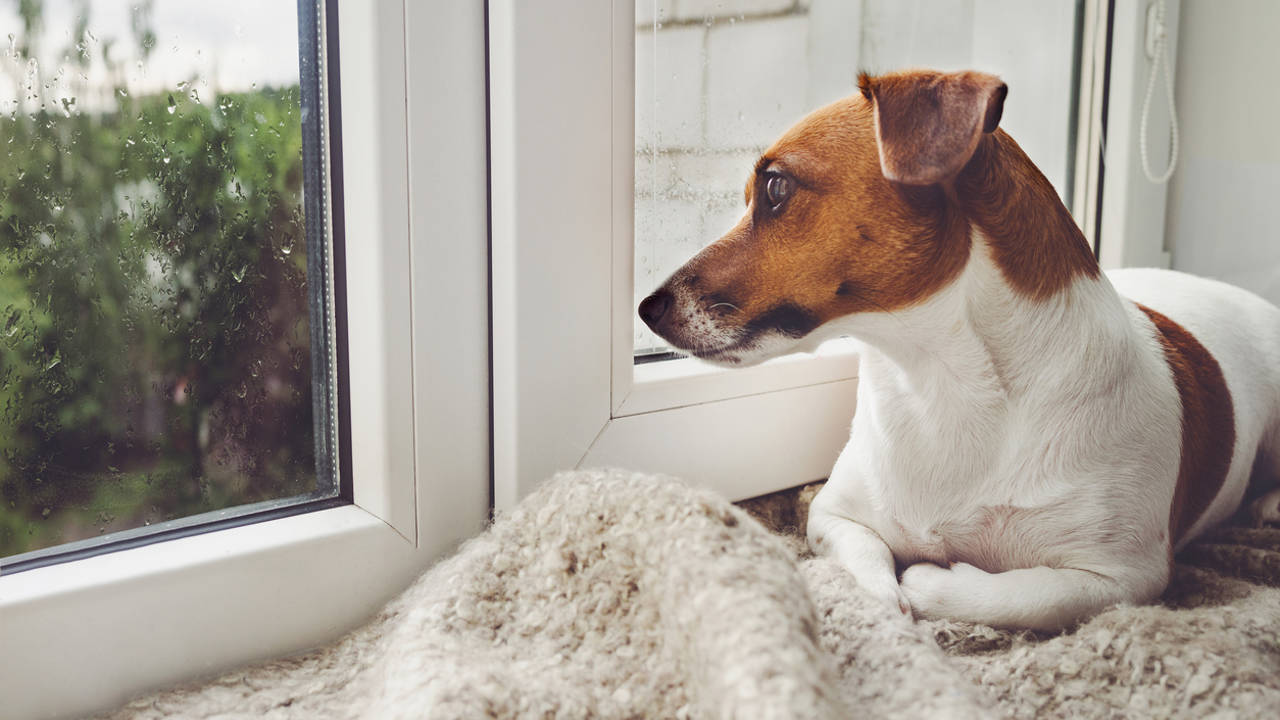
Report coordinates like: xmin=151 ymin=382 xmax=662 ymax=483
xmin=765 ymin=173 xmax=793 ymax=211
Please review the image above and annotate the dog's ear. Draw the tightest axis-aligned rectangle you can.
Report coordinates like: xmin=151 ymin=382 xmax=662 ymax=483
xmin=859 ymin=70 xmax=1007 ymax=186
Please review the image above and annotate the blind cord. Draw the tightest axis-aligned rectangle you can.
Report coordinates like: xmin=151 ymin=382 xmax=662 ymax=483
xmin=1138 ymin=0 xmax=1179 ymax=184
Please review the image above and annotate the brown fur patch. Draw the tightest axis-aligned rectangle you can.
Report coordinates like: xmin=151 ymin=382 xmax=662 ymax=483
xmin=1136 ymin=303 xmax=1236 ymax=544
xmin=955 ymin=132 xmax=1100 ymax=300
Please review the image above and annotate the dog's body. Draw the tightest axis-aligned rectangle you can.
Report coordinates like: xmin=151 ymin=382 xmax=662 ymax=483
xmin=639 ymin=69 xmax=1280 ymax=630
xmin=813 ymin=257 xmax=1280 ymax=630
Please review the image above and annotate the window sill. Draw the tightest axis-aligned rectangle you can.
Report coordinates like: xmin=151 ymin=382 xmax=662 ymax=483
xmin=619 ymin=338 xmax=860 ymax=416
xmin=0 ymin=503 xmax=427 ymax=719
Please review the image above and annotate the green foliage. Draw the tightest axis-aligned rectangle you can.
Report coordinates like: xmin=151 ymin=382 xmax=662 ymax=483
xmin=0 ymin=33 xmax=319 ymax=556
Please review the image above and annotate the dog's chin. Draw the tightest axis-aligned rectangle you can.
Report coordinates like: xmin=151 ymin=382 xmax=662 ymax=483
xmin=688 ymin=348 xmax=751 ymax=367
xmin=682 ymin=332 xmax=804 ymax=368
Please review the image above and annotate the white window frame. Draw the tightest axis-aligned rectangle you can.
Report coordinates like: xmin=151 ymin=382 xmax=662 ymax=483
xmin=0 ymin=3 xmax=491 ymax=719
xmin=1076 ymin=0 xmax=1182 ymax=270
xmin=488 ymin=0 xmax=860 ymax=509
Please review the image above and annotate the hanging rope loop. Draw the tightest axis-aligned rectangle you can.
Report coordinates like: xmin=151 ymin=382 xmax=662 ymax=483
xmin=1139 ymin=0 xmax=1179 ymax=184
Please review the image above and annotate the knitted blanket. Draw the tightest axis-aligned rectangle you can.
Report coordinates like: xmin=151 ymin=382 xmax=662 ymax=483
xmin=104 ymin=469 xmax=1280 ymax=719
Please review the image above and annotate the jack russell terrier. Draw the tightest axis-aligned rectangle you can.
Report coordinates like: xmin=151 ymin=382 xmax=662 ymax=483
xmin=638 ymin=69 xmax=1280 ymax=631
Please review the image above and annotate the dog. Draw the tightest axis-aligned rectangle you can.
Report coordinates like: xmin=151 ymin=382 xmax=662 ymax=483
xmin=637 ymin=69 xmax=1280 ymax=631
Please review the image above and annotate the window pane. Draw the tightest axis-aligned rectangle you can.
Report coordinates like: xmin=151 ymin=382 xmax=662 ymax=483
xmin=634 ymin=0 xmax=1083 ymax=357
xmin=0 ymin=0 xmax=339 ymax=561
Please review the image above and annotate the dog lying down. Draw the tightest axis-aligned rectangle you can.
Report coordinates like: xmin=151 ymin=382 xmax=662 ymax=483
xmin=638 ymin=69 xmax=1280 ymax=631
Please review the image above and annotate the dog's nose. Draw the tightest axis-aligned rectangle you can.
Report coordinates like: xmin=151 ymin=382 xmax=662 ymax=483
xmin=638 ymin=290 xmax=672 ymax=330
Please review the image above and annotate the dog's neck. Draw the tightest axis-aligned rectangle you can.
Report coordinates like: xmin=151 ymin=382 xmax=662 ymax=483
xmin=955 ymin=131 xmax=1101 ymax=302
xmin=838 ymin=134 xmax=1137 ymax=407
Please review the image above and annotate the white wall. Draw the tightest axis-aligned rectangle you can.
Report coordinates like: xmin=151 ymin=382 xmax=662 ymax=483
xmin=1165 ymin=0 xmax=1280 ymax=304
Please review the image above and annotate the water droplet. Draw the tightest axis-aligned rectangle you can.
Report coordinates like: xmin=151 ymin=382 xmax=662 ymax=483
xmin=232 ymin=265 xmax=246 ymax=282
xmin=162 ymin=156 xmax=171 ymax=164
xmin=45 ymin=355 xmax=61 ymax=370
xmin=41 ymin=508 xmax=51 ymax=518
xmin=167 ymin=94 xmax=176 ymax=114
xmin=189 ymin=88 xmax=201 ymax=104
xmin=118 ymin=88 xmax=128 ymax=97
xmin=3 ymin=310 xmax=20 ymax=336
xmin=280 ymin=244 xmax=292 ymax=256
xmin=236 ymin=384 xmax=248 ymax=399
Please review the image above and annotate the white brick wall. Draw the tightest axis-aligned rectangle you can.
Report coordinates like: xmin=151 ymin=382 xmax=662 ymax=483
xmin=705 ymin=15 xmax=809 ymax=147
xmin=635 ymin=24 xmax=705 ymax=149
xmin=633 ymin=0 xmax=1080 ymax=353
xmin=675 ymin=0 xmax=796 ymax=21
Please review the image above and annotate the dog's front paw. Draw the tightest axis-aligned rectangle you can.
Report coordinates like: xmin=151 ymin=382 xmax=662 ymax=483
xmin=1250 ymin=489 xmax=1280 ymax=527
xmin=900 ymin=562 xmax=984 ymax=620
xmin=860 ymin=577 xmax=913 ymax=619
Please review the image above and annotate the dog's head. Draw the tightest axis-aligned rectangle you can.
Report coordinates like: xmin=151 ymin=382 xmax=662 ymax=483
xmin=638 ymin=69 xmax=1008 ymax=366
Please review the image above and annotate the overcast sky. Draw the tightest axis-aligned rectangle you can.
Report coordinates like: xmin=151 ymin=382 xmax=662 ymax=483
xmin=2 ymin=0 xmax=302 ymax=114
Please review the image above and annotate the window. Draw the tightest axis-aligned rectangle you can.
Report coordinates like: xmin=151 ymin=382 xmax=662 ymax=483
xmin=0 ymin=0 xmax=344 ymax=571
xmin=1 ymin=3 xmax=489 ymax=718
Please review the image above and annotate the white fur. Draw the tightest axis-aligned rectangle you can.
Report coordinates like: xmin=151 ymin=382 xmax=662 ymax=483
xmin=806 ymin=234 xmax=1280 ymax=630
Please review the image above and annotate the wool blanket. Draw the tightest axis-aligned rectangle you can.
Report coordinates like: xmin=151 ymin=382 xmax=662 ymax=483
xmin=103 ymin=469 xmax=1280 ymax=719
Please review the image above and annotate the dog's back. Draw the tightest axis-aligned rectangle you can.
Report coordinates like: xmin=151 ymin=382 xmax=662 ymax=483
xmin=1109 ymin=267 xmax=1280 ymax=541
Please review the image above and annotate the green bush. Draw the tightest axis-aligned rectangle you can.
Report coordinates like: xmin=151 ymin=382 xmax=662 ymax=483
xmin=1 ymin=56 xmax=319 ymax=556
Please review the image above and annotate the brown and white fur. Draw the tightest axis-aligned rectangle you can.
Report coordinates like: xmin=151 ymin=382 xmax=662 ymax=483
xmin=638 ymin=69 xmax=1280 ymax=631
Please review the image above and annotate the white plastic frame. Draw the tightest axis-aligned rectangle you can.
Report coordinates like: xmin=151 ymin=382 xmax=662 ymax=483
xmin=1075 ymin=0 xmax=1181 ymax=270
xmin=0 ymin=3 xmax=491 ymax=718
xmin=488 ymin=0 xmax=860 ymax=509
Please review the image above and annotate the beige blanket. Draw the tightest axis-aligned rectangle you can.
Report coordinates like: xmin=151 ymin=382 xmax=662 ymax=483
xmin=104 ymin=469 xmax=1280 ymax=719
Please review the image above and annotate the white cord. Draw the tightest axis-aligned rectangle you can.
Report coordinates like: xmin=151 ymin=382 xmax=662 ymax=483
xmin=1138 ymin=0 xmax=1179 ymax=184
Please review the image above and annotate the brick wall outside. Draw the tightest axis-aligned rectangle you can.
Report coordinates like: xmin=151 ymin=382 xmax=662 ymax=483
xmin=634 ymin=0 xmax=1080 ymax=354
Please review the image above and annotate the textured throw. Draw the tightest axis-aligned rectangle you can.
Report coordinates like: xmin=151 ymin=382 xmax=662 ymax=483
xmin=103 ymin=469 xmax=1280 ymax=719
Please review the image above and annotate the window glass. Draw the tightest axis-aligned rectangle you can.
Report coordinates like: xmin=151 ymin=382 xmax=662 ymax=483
xmin=634 ymin=0 xmax=1083 ymax=357
xmin=0 ymin=0 xmax=339 ymax=563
